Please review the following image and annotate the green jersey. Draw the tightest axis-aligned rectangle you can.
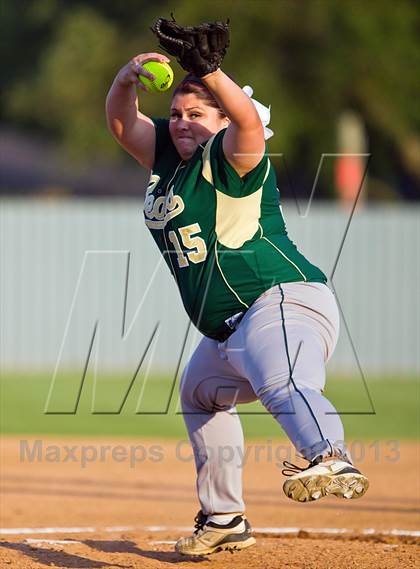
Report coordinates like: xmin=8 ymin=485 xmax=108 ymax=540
xmin=143 ymin=118 xmax=327 ymax=340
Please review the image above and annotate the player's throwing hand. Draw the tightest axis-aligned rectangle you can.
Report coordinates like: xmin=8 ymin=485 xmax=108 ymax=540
xmin=115 ymin=52 xmax=170 ymax=91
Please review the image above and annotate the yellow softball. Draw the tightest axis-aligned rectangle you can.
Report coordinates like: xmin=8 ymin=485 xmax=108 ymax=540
xmin=138 ymin=61 xmax=174 ymax=93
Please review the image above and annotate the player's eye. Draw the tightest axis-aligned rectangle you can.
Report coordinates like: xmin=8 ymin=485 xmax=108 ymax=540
xmin=189 ymin=113 xmax=201 ymax=119
xmin=170 ymin=112 xmax=180 ymax=120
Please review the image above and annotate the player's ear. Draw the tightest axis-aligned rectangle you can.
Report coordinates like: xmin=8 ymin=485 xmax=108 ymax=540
xmin=222 ymin=116 xmax=230 ymax=128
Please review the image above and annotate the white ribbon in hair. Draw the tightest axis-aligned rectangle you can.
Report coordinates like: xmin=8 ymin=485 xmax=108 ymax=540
xmin=242 ymin=85 xmax=274 ymax=140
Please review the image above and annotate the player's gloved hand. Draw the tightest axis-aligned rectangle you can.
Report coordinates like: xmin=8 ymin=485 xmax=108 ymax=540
xmin=151 ymin=15 xmax=230 ymax=77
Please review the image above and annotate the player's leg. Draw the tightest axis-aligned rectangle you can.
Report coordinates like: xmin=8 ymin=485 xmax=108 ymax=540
xmin=223 ymin=282 xmax=368 ymax=502
xmin=224 ymin=282 xmax=345 ymax=460
xmin=176 ymin=335 xmax=257 ymax=554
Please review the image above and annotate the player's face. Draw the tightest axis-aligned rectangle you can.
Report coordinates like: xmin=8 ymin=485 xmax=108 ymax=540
xmin=169 ymin=94 xmax=229 ymax=160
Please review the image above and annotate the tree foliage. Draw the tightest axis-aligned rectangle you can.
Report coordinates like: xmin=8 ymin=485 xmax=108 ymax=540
xmin=2 ymin=0 xmax=419 ymax=195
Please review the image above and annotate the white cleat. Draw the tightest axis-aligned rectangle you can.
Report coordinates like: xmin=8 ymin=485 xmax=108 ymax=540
xmin=175 ymin=511 xmax=256 ymax=556
xmin=282 ymin=458 xmax=369 ymax=503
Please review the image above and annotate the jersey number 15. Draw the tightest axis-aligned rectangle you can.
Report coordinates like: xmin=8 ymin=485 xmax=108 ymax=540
xmin=167 ymin=223 xmax=207 ymax=268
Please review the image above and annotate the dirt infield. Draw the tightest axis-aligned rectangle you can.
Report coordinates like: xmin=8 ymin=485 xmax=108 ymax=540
xmin=1 ymin=437 xmax=419 ymax=568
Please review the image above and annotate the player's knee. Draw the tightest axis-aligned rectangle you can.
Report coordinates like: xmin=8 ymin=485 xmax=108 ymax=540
xmin=257 ymin=377 xmax=321 ymax=414
xmin=255 ymin=374 xmax=291 ymax=403
xmin=257 ymin=382 xmax=292 ymax=414
xmin=179 ymin=370 xmax=211 ymax=412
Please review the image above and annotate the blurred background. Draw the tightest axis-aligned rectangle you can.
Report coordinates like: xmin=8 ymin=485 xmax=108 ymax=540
xmin=1 ymin=0 xmax=419 ymax=439
xmin=1 ymin=0 xmax=420 ymax=200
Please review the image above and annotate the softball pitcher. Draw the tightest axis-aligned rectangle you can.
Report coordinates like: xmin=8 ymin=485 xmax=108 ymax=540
xmin=106 ymin=17 xmax=369 ymax=557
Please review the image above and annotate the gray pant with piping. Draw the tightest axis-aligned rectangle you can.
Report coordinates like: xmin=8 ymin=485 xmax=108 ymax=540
xmin=180 ymin=282 xmax=346 ymax=515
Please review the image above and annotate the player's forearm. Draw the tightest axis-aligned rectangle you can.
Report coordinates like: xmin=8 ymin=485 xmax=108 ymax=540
xmin=201 ymin=69 xmax=262 ymax=131
xmin=105 ymin=80 xmax=139 ymax=141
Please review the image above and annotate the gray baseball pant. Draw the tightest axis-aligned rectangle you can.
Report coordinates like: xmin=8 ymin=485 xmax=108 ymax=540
xmin=180 ymin=282 xmax=346 ymax=515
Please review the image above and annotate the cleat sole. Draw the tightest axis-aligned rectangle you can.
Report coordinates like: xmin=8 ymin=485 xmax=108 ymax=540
xmin=283 ymin=472 xmax=369 ymax=503
xmin=176 ymin=536 xmax=256 ymax=556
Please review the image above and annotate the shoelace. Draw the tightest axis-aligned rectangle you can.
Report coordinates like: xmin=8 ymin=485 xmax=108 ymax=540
xmin=282 ymin=451 xmax=352 ymax=477
xmin=193 ymin=510 xmax=207 ymax=535
xmin=281 ymin=459 xmax=319 ymax=477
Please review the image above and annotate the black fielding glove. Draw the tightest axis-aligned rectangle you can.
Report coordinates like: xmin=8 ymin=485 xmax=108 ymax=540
xmin=151 ymin=15 xmax=230 ymax=77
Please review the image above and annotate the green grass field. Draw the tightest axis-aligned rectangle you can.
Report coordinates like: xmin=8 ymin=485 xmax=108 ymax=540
xmin=1 ymin=372 xmax=418 ymax=439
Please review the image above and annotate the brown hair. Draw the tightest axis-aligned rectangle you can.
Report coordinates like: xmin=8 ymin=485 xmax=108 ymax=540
xmin=172 ymin=74 xmax=226 ymax=118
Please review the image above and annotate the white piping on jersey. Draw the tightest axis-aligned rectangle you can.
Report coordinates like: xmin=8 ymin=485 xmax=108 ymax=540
xmin=261 ymin=234 xmax=308 ymax=282
xmin=166 ymin=160 xmax=185 ymax=199
xmin=262 ymin=159 xmax=271 ymax=184
xmin=201 ymin=134 xmax=216 ymax=185
xmin=214 ymin=242 xmax=249 ymax=309
xmin=161 ymin=159 xmax=184 ymax=281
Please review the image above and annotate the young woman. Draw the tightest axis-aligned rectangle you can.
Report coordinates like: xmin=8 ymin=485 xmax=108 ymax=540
xmin=106 ymin=51 xmax=369 ymax=557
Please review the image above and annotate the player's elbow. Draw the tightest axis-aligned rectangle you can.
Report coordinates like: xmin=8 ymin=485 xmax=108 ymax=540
xmin=106 ymin=114 xmax=138 ymax=150
xmin=107 ymin=116 xmax=125 ymax=141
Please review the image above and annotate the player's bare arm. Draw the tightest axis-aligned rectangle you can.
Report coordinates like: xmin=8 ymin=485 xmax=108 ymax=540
xmin=105 ymin=53 xmax=169 ymax=169
xmin=202 ymin=69 xmax=265 ymax=177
